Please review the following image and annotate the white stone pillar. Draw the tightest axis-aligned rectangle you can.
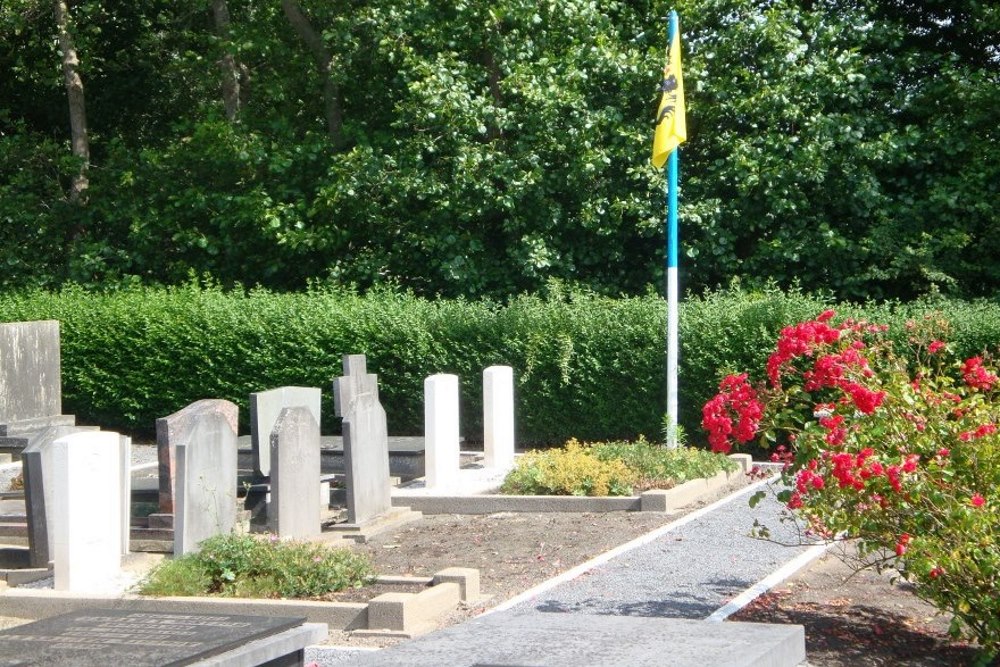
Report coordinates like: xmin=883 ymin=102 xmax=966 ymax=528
xmin=52 ymin=431 xmax=123 ymax=592
xmin=425 ymin=374 xmax=460 ymax=489
xmin=483 ymin=365 xmax=515 ymax=469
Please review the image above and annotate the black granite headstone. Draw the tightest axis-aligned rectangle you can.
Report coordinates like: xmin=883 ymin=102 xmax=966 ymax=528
xmin=0 ymin=609 xmax=305 ymax=667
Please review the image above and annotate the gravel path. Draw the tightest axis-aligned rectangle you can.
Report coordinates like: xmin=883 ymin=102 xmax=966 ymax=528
xmin=307 ymin=475 xmax=819 ymax=666
xmin=503 ymin=478 xmax=811 ymax=619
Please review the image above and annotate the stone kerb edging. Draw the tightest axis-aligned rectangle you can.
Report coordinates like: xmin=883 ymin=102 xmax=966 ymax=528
xmin=392 ymin=453 xmax=752 ymax=515
xmin=0 ymin=567 xmax=481 ymax=639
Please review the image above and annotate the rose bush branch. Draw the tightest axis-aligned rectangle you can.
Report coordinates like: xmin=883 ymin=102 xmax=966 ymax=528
xmin=703 ymin=311 xmax=999 ymax=659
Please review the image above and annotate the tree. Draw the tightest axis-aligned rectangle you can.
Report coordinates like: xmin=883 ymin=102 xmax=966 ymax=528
xmin=281 ymin=0 xmax=343 ymax=146
xmin=0 ymin=0 xmax=996 ymax=299
xmin=53 ymin=0 xmax=89 ymax=204
xmin=211 ymin=0 xmax=244 ymax=121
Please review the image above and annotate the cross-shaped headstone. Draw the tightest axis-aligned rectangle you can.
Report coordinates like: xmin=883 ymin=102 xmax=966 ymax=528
xmin=333 ymin=354 xmax=391 ymax=524
xmin=333 ymin=354 xmax=379 ymax=418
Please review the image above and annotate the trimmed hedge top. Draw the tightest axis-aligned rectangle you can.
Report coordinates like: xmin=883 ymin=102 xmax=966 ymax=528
xmin=0 ymin=282 xmax=997 ymax=446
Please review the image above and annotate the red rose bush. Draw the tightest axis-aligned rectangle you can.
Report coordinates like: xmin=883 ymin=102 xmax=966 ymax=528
xmin=703 ymin=311 xmax=999 ymax=658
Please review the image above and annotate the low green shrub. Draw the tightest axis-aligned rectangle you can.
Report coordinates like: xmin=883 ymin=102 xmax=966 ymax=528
xmin=138 ymin=533 xmax=374 ymax=599
xmin=591 ymin=437 xmax=737 ymax=491
xmin=500 ymin=439 xmax=634 ymax=496
xmin=501 ymin=437 xmax=737 ymax=496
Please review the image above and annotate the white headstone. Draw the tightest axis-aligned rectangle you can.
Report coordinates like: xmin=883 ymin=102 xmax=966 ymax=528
xmin=425 ymin=374 xmax=460 ymax=489
xmin=483 ymin=365 xmax=515 ymax=469
xmin=118 ymin=434 xmax=132 ymax=556
xmin=250 ymin=386 xmax=322 ymax=478
xmin=270 ymin=406 xmax=321 ymax=538
xmin=51 ymin=431 xmax=123 ymax=592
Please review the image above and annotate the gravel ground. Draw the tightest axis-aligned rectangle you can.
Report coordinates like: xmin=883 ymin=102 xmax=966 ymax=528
xmin=503 ymin=477 xmax=811 ymax=620
xmin=305 ymin=475 xmax=814 ymax=666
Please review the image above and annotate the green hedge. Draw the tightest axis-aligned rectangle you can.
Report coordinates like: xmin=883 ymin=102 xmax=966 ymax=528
xmin=0 ymin=283 xmax=997 ymax=445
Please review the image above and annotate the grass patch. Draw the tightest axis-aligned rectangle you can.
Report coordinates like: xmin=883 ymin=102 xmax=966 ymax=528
xmin=501 ymin=437 xmax=738 ymax=496
xmin=138 ymin=533 xmax=374 ymax=599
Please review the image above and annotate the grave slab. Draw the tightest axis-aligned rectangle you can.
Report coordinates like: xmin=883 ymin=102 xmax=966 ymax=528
xmin=250 ymin=386 xmax=321 ymax=479
xmin=0 ymin=609 xmax=319 ymax=667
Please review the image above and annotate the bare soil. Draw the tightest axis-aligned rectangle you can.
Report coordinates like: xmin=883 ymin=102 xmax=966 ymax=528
xmin=730 ymin=543 xmax=990 ymax=666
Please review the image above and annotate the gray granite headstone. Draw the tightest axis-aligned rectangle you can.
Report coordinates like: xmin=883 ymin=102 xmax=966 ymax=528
xmin=0 ymin=320 xmax=65 ymax=433
xmin=0 ymin=321 xmax=76 ymax=459
xmin=270 ymin=406 xmax=321 ymax=538
xmin=250 ymin=386 xmax=321 ymax=478
xmin=0 ymin=609 xmax=306 ymax=667
xmin=157 ymin=399 xmax=238 ymax=555
xmin=333 ymin=354 xmax=391 ymax=525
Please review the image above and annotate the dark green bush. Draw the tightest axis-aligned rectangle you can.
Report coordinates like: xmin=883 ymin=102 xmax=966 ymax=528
xmin=0 ymin=283 xmax=996 ymax=447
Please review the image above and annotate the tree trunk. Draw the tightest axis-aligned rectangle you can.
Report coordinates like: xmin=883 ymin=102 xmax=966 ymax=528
xmin=211 ymin=0 xmax=242 ymax=120
xmin=53 ymin=0 xmax=89 ymax=204
xmin=281 ymin=0 xmax=343 ymax=147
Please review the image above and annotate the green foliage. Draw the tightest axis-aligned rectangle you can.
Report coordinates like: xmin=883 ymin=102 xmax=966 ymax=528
xmin=0 ymin=284 xmax=997 ymax=448
xmin=139 ymin=533 xmax=374 ymax=599
xmin=1 ymin=1 xmax=997 ymax=300
xmin=591 ymin=437 xmax=736 ymax=491
xmin=714 ymin=311 xmax=1000 ymax=658
xmin=501 ymin=439 xmax=635 ymax=496
xmin=501 ymin=436 xmax=736 ymax=496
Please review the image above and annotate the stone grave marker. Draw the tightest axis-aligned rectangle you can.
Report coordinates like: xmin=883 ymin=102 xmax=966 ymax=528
xmin=0 ymin=609 xmax=323 ymax=667
xmin=22 ymin=431 xmax=130 ymax=569
xmin=270 ymin=406 xmax=321 ymax=538
xmin=51 ymin=431 xmax=124 ymax=592
xmin=483 ymin=365 xmax=515 ymax=469
xmin=333 ymin=354 xmax=391 ymax=524
xmin=0 ymin=320 xmax=76 ymax=457
xmin=250 ymin=385 xmax=321 ymax=478
xmin=425 ymin=373 xmax=460 ymax=489
xmin=157 ymin=399 xmax=238 ymax=555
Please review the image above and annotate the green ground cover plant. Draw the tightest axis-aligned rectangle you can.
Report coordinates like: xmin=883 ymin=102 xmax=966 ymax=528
xmin=500 ymin=437 xmax=736 ymax=497
xmin=704 ymin=311 xmax=1000 ymax=660
xmin=138 ymin=533 xmax=374 ymax=599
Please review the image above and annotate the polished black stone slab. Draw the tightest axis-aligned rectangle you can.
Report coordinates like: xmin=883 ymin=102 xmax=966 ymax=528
xmin=0 ymin=609 xmax=305 ymax=666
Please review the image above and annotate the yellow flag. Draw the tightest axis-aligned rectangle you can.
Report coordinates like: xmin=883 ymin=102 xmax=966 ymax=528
xmin=651 ymin=29 xmax=686 ymax=168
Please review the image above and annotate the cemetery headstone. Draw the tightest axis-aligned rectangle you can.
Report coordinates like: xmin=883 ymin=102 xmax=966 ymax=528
xmin=425 ymin=373 xmax=460 ymax=489
xmin=51 ymin=431 xmax=124 ymax=592
xmin=270 ymin=406 xmax=321 ymax=538
xmin=157 ymin=399 xmax=238 ymax=555
xmin=250 ymin=385 xmax=321 ymax=478
xmin=22 ymin=430 xmax=130 ymax=569
xmin=333 ymin=355 xmax=392 ymax=524
xmin=0 ymin=320 xmax=76 ymax=456
xmin=0 ymin=610 xmax=320 ymax=667
xmin=483 ymin=365 xmax=516 ymax=469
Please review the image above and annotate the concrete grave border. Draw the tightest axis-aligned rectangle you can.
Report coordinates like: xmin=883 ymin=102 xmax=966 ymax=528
xmin=392 ymin=453 xmax=752 ymax=515
xmin=0 ymin=567 xmax=481 ymax=639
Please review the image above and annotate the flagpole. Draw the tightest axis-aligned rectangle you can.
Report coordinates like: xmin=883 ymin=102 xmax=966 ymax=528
xmin=665 ymin=10 xmax=680 ymax=448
